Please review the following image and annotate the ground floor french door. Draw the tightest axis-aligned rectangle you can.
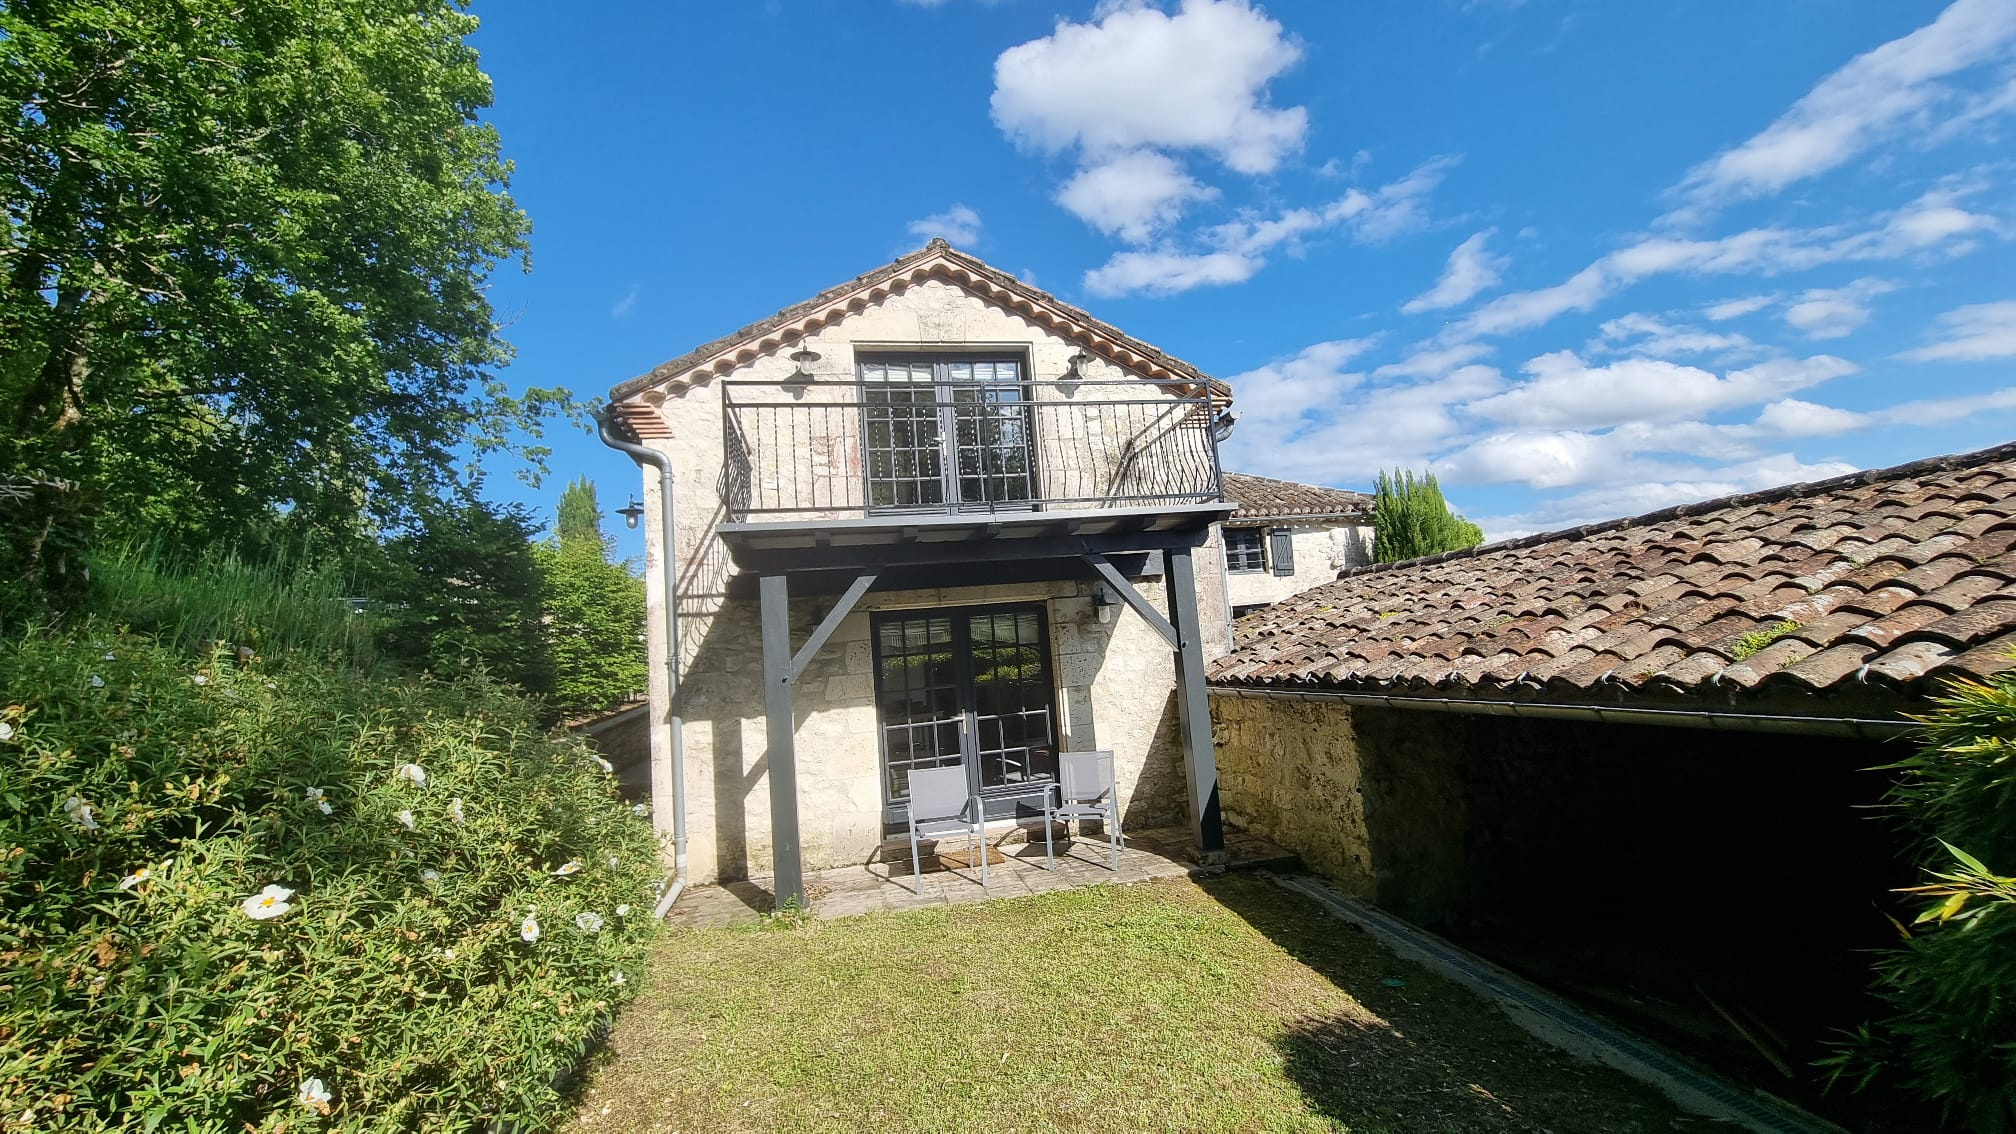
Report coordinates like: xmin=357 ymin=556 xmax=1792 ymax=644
xmin=872 ymin=604 xmax=1058 ymax=827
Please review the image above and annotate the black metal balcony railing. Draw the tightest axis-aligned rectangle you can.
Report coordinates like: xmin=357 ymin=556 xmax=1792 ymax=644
xmin=721 ymin=379 xmax=1226 ymax=523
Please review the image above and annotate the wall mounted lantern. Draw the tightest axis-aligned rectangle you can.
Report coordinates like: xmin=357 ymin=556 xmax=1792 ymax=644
xmin=786 ymin=344 xmax=822 ymax=384
xmin=617 ymin=496 xmax=646 ymax=530
xmin=1092 ymin=581 xmax=1118 ymax=624
xmin=1211 ymin=409 xmax=1241 ymax=443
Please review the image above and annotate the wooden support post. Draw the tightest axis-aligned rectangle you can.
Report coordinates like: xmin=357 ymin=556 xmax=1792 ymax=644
xmin=1164 ymin=548 xmax=1227 ymax=863
xmin=759 ymin=573 xmax=805 ymax=908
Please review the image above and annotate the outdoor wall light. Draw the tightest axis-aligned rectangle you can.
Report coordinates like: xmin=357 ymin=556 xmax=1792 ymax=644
xmin=1211 ymin=409 xmax=1241 ymax=443
xmin=617 ymin=496 xmax=646 ymax=530
xmin=1092 ymin=581 xmax=1117 ymax=624
xmin=786 ymin=344 xmax=822 ymax=383
xmin=1061 ymin=349 xmax=1093 ymax=383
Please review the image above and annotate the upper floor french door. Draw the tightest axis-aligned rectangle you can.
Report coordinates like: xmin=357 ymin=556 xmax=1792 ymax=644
xmin=859 ymin=356 xmax=1037 ymax=513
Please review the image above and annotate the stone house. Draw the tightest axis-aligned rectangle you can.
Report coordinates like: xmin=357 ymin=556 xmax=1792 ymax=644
xmin=1217 ymin=472 xmax=1373 ymax=624
xmin=598 ymin=240 xmax=1238 ymax=903
xmin=1206 ymin=441 xmax=2016 ymax=1074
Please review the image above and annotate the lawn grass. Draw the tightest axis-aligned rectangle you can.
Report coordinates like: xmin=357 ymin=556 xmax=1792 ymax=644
xmin=566 ymin=875 xmax=1718 ymax=1133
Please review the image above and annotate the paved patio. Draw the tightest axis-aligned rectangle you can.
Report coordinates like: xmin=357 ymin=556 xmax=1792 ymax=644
xmin=663 ymin=823 xmax=1299 ymax=928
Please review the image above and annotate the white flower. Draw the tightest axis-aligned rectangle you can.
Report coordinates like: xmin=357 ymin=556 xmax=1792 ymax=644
xmin=614 ymin=904 xmax=630 ymax=918
xmin=89 ymin=675 xmax=105 ymax=689
xmin=447 ymin=797 xmax=465 ymax=825
xmin=575 ymin=911 xmax=604 ymax=934
xmin=441 ymin=947 xmax=456 ymax=960
xmin=317 ymin=800 xmax=332 ymax=815
xmin=552 ymin=860 xmax=582 ymax=877
xmin=421 ymin=869 xmax=441 ymax=882
xmin=593 ymin=755 xmax=613 ymax=773
xmin=304 ymin=786 xmax=325 ymax=802
xmin=117 ymin=866 xmax=153 ymax=890
xmin=631 ymin=803 xmax=650 ymax=817
xmin=63 ymin=796 xmax=100 ymax=831
xmin=520 ymin=912 xmax=541 ymax=942
xmin=610 ymin=970 xmax=627 ymax=987
xmin=646 ymin=878 xmax=664 ymax=895
xmin=298 ymin=1077 xmax=331 ymax=1109
xmin=608 ymin=855 xmax=619 ymax=867
xmin=0 ymin=721 xmax=13 ymax=741
xmin=191 ymin=674 xmax=209 ymax=686
xmin=241 ymin=884 xmax=295 ymax=920
xmin=103 ymin=651 xmax=116 ymax=661
xmin=396 ymin=810 xmax=415 ymax=831
xmin=397 ymin=763 xmax=426 ymax=787
xmin=265 ymin=681 xmax=278 ymax=691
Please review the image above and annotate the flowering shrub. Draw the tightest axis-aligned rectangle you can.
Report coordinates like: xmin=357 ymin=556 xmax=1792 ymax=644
xmin=0 ymin=629 xmax=664 ymax=1129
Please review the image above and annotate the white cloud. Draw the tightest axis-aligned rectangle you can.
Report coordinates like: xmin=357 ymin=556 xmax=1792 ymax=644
xmin=1703 ymin=295 xmax=1775 ymax=321
xmin=1753 ymin=398 xmax=1871 ymax=437
xmin=1373 ymin=341 xmax=1495 ymax=379
xmin=906 ymin=204 xmax=983 ymax=246
xmin=992 ymin=0 xmax=1307 ymax=175
xmin=1897 ymin=299 xmax=2016 ymax=361
xmin=1403 ymin=229 xmax=1507 ymax=313
xmin=610 ymin=286 xmax=640 ymax=320
xmin=1055 ymin=150 xmax=1219 ymax=242
xmin=1667 ymin=0 xmax=2016 ymax=218
xmin=1082 ymin=158 xmax=1456 ymax=296
xmin=1782 ymin=278 xmax=1896 ymax=339
xmin=1457 ymin=263 xmax=1610 ymax=337
xmin=1462 ymin=351 xmax=1857 ymax=432
xmin=1591 ymin=313 xmax=1756 ymax=359
xmin=1217 ymin=337 xmax=1377 ymax=435
xmin=1470 ymin=455 xmax=1865 ymax=537
xmin=1082 ymin=248 xmax=1263 ymax=297
xmin=1450 ymin=182 xmax=1997 ymax=341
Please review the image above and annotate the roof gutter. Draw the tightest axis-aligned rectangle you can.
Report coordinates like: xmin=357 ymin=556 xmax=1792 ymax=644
xmin=1208 ymin=684 xmax=1917 ymax=741
xmin=595 ymin=410 xmax=690 ymax=916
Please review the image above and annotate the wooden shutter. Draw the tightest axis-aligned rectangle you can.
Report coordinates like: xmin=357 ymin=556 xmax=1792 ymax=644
xmin=1269 ymin=528 xmax=1295 ymax=576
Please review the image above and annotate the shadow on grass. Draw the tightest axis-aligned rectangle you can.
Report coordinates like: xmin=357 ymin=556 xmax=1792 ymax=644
xmin=1199 ymin=874 xmax=1721 ymax=1133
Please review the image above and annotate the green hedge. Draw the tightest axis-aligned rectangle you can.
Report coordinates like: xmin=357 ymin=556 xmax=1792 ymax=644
xmin=0 ymin=629 xmax=663 ymax=1129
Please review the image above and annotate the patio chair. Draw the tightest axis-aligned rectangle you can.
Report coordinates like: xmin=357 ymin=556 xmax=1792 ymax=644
xmin=904 ymin=765 xmax=988 ymax=894
xmin=1049 ymin=749 xmax=1123 ymax=871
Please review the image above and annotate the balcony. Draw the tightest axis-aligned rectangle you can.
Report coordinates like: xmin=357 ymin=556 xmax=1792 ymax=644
xmin=717 ymin=378 xmax=1234 ymax=573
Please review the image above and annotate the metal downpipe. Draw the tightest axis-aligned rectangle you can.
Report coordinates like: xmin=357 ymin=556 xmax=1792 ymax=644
xmin=594 ymin=410 xmax=690 ymax=916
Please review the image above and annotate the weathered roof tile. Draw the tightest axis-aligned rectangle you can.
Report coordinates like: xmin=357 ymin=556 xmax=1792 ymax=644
xmin=1211 ymin=442 xmax=2016 ymax=708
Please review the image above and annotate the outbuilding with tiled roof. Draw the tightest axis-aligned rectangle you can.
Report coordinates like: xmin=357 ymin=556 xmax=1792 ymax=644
xmin=1200 ymin=443 xmax=2013 ymax=1074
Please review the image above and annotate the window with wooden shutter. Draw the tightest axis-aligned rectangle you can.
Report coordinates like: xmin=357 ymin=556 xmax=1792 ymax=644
xmin=1269 ymin=528 xmax=1295 ymax=576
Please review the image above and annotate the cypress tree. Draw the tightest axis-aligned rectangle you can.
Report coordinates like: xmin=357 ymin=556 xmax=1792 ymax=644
xmin=1372 ymin=469 xmax=1486 ymax=563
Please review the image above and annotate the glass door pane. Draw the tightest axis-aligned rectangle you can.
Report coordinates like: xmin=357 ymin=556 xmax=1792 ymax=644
xmin=966 ymin=607 xmax=1055 ymax=794
xmin=861 ymin=360 xmax=946 ymax=510
xmin=946 ymin=360 xmax=1035 ymax=509
xmin=873 ymin=615 xmax=961 ymax=804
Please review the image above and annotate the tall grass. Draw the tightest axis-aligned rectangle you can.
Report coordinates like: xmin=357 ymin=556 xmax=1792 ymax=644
xmin=88 ymin=541 xmax=379 ymax=668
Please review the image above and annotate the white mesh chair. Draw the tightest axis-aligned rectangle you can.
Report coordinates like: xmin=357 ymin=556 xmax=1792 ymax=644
xmin=1049 ymin=749 xmax=1122 ymax=871
xmin=904 ymin=765 xmax=987 ymax=894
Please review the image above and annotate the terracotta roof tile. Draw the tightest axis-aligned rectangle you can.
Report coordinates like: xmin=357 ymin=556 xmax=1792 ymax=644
xmin=1222 ymin=472 xmax=1373 ymax=522
xmin=1210 ymin=442 xmax=2016 ymax=709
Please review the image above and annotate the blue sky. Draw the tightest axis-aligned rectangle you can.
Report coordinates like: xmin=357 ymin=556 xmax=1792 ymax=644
xmin=471 ymin=0 xmax=2016 ymax=559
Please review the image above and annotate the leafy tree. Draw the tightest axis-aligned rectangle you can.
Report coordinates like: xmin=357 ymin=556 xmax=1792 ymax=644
xmin=539 ymin=478 xmax=645 ymax=715
xmin=1371 ymin=469 xmax=1485 ymax=563
xmin=0 ymin=0 xmax=563 ymax=556
xmin=371 ymin=499 xmax=554 ymax=699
